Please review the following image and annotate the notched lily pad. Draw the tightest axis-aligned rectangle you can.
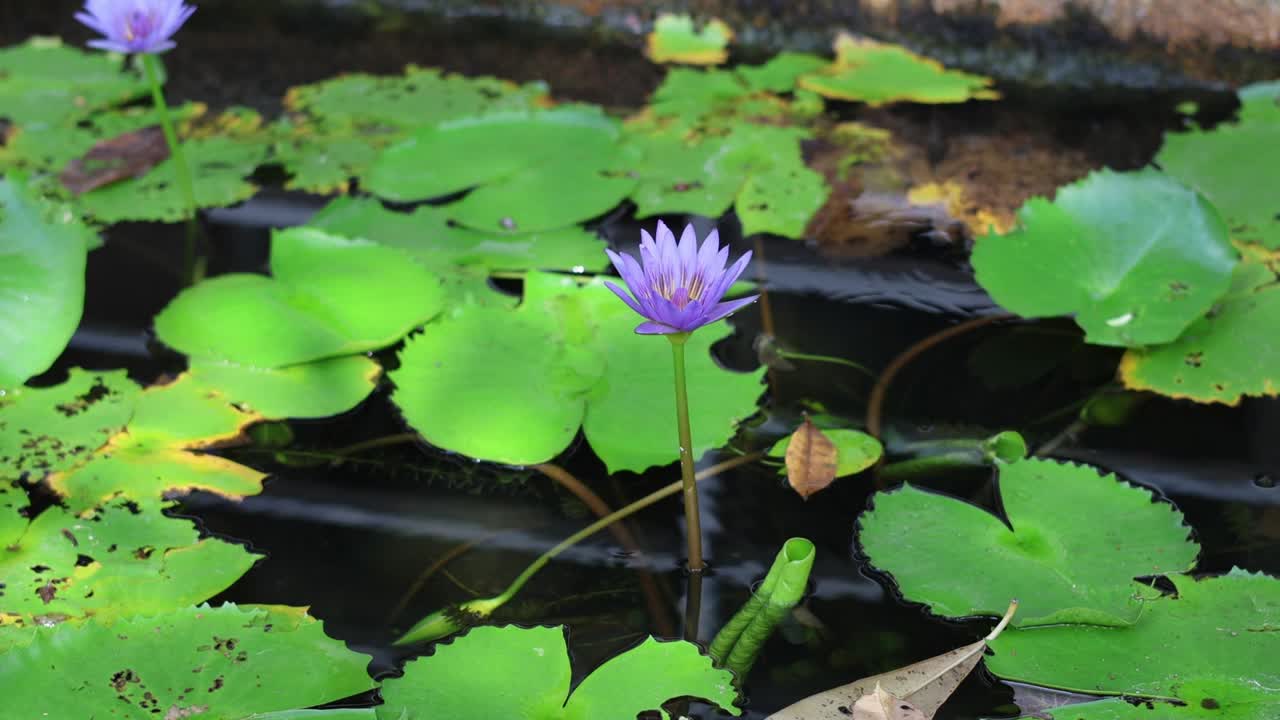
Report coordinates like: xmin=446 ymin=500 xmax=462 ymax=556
xmin=308 ymin=196 xmax=607 ymax=273
xmin=391 ymin=272 xmax=764 ymax=472
xmin=77 ymin=112 xmax=272 ymax=223
xmin=1120 ymin=261 xmax=1280 ymax=405
xmin=155 ymin=227 xmax=445 ymax=367
xmin=1157 ymin=81 xmax=1280 ymax=251
xmin=989 ymin=570 xmax=1280 ymax=719
xmin=972 ymin=168 xmax=1238 ymax=347
xmin=0 ymin=604 xmax=376 ymax=717
xmin=377 ymin=624 xmax=741 ymax=719
xmin=0 ymin=368 xmax=136 ymax=481
xmin=0 ymin=37 xmax=149 ymax=125
xmin=47 ymin=373 xmax=266 ymax=512
xmin=0 ymin=489 xmax=258 ymax=628
xmin=858 ymin=458 xmax=1198 ymax=626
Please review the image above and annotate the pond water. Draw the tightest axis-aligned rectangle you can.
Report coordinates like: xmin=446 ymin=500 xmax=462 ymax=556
xmin=8 ymin=1 xmax=1280 ymax=718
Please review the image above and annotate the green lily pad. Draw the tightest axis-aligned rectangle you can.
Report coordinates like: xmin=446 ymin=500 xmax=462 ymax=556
xmin=737 ymin=53 xmax=828 ymax=93
xmin=155 ymin=227 xmax=445 ymax=367
xmin=365 ymin=106 xmax=620 ymax=201
xmin=0 ymin=604 xmax=376 ymax=717
xmin=48 ymin=373 xmax=266 ymax=512
xmin=625 ymin=124 xmax=826 ymax=239
xmin=1120 ymin=261 xmax=1280 ymax=405
xmin=858 ymin=458 xmax=1199 ymax=626
xmin=0 ymin=174 xmax=93 ymax=387
xmin=78 ymin=131 xmax=271 ymax=223
xmin=308 ymin=196 xmax=607 ymax=272
xmin=972 ymin=168 xmax=1238 ymax=347
xmin=390 ymin=272 xmax=763 ymax=472
xmin=0 ymin=368 xmax=136 ymax=481
xmin=768 ymin=429 xmax=883 ymax=477
xmin=1014 ymin=693 xmax=1272 ymax=720
xmin=0 ymin=37 xmax=149 ymax=126
xmin=284 ymin=65 xmax=547 ymax=131
xmin=798 ymin=34 xmax=997 ymax=105
xmin=645 ymin=13 xmax=734 ymax=65
xmin=377 ymin=624 xmax=740 ymax=720
xmin=0 ymin=490 xmax=257 ymax=628
xmin=365 ymin=107 xmax=635 ymax=232
xmin=0 ymin=101 xmax=204 ymax=176
xmin=990 ymin=570 xmax=1280 ymax=719
xmin=269 ymin=118 xmax=391 ymax=195
xmin=188 ymin=356 xmax=381 ymax=419
xmin=1157 ymin=82 xmax=1280 ymax=250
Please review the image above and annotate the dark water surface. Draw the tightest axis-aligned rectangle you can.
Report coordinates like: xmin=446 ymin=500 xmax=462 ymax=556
xmin=13 ymin=2 xmax=1280 ymax=718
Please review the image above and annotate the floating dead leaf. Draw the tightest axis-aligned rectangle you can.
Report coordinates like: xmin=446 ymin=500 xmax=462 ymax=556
xmin=785 ymin=417 xmax=839 ymax=499
xmin=768 ymin=599 xmax=1018 ymax=719
xmin=853 ymin=684 xmax=928 ymax=720
xmin=59 ymin=125 xmax=168 ymax=194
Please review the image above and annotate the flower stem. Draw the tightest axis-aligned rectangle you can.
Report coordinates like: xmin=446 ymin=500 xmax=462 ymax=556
xmin=141 ymin=53 xmax=202 ymax=285
xmin=668 ymin=332 xmax=704 ymax=573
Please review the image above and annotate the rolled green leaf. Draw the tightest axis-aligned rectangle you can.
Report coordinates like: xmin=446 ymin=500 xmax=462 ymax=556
xmin=709 ymin=538 xmax=816 ymax=682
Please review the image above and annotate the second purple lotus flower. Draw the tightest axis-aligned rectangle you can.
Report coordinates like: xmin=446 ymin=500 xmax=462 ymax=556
xmin=605 ymin=221 xmax=758 ymax=335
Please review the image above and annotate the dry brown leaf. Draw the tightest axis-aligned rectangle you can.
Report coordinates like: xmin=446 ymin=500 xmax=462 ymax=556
xmin=60 ymin=125 xmax=169 ymax=194
xmin=853 ymin=684 xmax=928 ymax=720
xmin=768 ymin=600 xmax=1018 ymax=719
xmin=785 ymin=417 xmax=839 ymax=499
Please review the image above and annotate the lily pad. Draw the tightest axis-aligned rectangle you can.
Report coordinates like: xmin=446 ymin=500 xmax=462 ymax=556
xmin=1120 ymin=261 xmax=1280 ymax=405
xmin=0 ymin=174 xmax=94 ymax=387
xmin=284 ymin=65 xmax=548 ymax=131
xmin=187 ymin=356 xmax=381 ymax=419
xmin=972 ymin=168 xmax=1238 ymax=347
xmin=990 ymin=570 xmax=1280 ymax=719
xmin=308 ymin=196 xmax=607 ymax=272
xmin=645 ymin=13 xmax=734 ymax=65
xmin=390 ymin=272 xmax=764 ymax=472
xmin=377 ymin=624 xmax=740 ymax=719
xmin=155 ymin=227 xmax=445 ymax=367
xmin=77 ymin=131 xmax=271 ymax=223
xmin=0 ymin=368 xmax=136 ymax=481
xmin=269 ymin=118 xmax=391 ymax=195
xmin=798 ymin=34 xmax=997 ymax=105
xmin=0 ymin=489 xmax=258 ymax=628
xmin=625 ymin=124 xmax=827 ymax=239
xmin=858 ymin=458 xmax=1199 ymax=626
xmin=1157 ymin=82 xmax=1280 ymax=250
xmin=48 ymin=373 xmax=266 ymax=512
xmin=0 ymin=604 xmax=376 ymax=717
xmin=365 ymin=106 xmax=635 ymax=231
xmin=364 ymin=106 xmax=620 ymax=201
xmin=768 ymin=428 xmax=883 ymax=478
xmin=0 ymin=101 xmax=204 ymax=177
xmin=737 ymin=53 xmax=829 ymax=93
xmin=0 ymin=37 xmax=149 ymax=125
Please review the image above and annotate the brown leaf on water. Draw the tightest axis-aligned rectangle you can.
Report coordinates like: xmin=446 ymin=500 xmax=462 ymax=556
xmin=60 ymin=125 xmax=169 ymax=194
xmin=785 ymin=417 xmax=839 ymax=499
xmin=768 ymin=600 xmax=1018 ymax=719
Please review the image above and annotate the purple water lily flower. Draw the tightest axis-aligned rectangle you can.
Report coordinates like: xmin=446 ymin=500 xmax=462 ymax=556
xmin=76 ymin=0 xmax=196 ymax=54
xmin=605 ymin=221 xmax=757 ymax=335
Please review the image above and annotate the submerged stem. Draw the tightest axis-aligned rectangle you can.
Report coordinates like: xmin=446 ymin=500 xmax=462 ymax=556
xmin=141 ymin=53 xmax=202 ymax=284
xmin=393 ymin=451 xmax=763 ymax=645
xmin=668 ymin=332 xmax=704 ymax=573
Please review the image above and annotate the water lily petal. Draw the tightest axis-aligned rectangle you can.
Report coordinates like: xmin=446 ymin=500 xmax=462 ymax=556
xmin=635 ymin=321 xmax=680 ymax=334
xmin=701 ymin=295 xmax=759 ymax=325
